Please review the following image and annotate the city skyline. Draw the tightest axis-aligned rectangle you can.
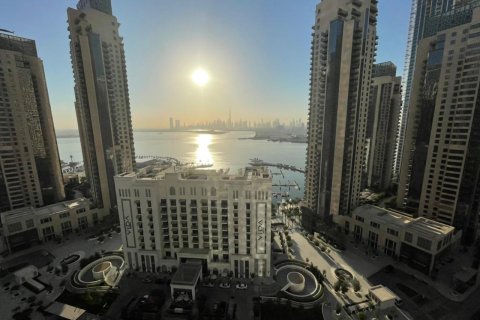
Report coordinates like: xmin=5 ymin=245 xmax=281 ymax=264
xmin=0 ymin=1 xmax=409 ymax=130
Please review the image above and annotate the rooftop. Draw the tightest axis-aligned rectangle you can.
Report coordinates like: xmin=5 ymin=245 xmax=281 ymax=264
xmin=44 ymin=302 xmax=86 ymax=320
xmin=369 ymin=285 xmax=398 ymax=302
xmin=171 ymin=263 xmax=202 ymax=286
xmin=1 ymin=198 xmax=91 ymax=221
xmin=353 ymin=205 xmax=454 ymax=236
xmin=117 ymin=164 xmax=271 ymax=182
xmin=0 ymin=32 xmax=37 ymax=56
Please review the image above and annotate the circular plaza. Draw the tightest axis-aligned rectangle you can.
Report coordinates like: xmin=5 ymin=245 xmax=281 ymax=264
xmin=71 ymin=253 xmax=125 ymax=290
xmin=275 ymin=262 xmax=323 ymax=302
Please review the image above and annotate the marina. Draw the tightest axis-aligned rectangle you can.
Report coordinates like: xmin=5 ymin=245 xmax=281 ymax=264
xmin=249 ymin=158 xmax=305 ymax=174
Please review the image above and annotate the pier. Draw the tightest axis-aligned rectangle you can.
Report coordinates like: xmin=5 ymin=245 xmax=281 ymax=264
xmin=249 ymin=158 xmax=305 ymax=174
xmin=135 ymin=155 xmax=181 ymax=165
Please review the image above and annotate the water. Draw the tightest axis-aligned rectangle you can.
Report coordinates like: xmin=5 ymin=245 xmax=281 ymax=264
xmin=57 ymin=131 xmax=307 ymax=201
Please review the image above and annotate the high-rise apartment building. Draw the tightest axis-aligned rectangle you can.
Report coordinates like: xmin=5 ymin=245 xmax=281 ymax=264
xmin=0 ymin=32 xmax=64 ymax=212
xmin=398 ymin=2 xmax=480 ymax=242
xmin=398 ymin=0 xmax=455 ymax=183
xmin=115 ymin=165 xmax=272 ymax=277
xmin=304 ymin=0 xmax=378 ymax=221
xmin=67 ymin=0 xmax=135 ymax=210
xmin=365 ymin=62 xmax=402 ymax=190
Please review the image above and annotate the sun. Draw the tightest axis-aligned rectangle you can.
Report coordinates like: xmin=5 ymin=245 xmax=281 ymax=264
xmin=191 ymin=68 xmax=210 ymax=87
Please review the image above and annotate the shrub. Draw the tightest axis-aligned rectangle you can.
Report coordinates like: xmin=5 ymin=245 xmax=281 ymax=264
xmin=314 ymin=240 xmax=319 ymax=246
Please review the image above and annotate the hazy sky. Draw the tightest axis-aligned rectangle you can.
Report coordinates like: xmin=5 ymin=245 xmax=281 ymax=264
xmin=1 ymin=1 xmax=410 ymax=130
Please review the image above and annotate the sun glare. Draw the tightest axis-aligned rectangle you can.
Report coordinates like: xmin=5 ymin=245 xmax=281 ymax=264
xmin=191 ymin=68 xmax=210 ymax=87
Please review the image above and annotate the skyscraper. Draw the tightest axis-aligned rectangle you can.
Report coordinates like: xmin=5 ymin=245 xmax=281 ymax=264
xmin=0 ymin=32 xmax=65 ymax=212
xmin=397 ymin=0 xmax=455 ymax=188
xmin=304 ymin=0 xmax=378 ymax=221
xmin=365 ymin=62 xmax=402 ymax=190
xmin=67 ymin=0 xmax=135 ymax=211
xmin=397 ymin=1 xmax=480 ymax=242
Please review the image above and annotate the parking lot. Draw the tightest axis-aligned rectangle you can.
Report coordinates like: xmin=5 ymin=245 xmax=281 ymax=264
xmin=198 ymin=276 xmax=260 ymax=320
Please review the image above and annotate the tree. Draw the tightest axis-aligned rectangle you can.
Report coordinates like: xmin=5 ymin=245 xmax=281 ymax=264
xmin=352 ymin=278 xmax=361 ymax=292
xmin=334 ymin=280 xmax=341 ymax=292
xmin=335 ymin=304 xmax=341 ymax=315
xmin=340 ymin=280 xmax=350 ymax=294
xmin=358 ymin=312 xmax=366 ymax=320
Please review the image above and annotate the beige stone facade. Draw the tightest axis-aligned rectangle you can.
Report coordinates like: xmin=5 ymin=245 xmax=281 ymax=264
xmin=397 ymin=4 xmax=480 ymax=241
xmin=115 ymin=165 xmax=272 ymax=278
xmin=0 ymin=198 xmax=106 ymax=253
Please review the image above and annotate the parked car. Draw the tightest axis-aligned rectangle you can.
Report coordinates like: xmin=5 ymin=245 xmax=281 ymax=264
xmin=219 ymin=282 xmax=231 ymax=289
xmin=142 ymin=276 xmax=153 ymax=283
xmin=235 ymin=283 xmax=247 ymax=290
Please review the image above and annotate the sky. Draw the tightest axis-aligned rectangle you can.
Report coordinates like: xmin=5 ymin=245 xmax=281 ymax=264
xmin=0 ymin=1 xmax=410 ymax=130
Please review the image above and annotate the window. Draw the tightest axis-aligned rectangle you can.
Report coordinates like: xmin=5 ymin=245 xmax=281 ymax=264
xmin=404 ymin=232 xmax=413 ymax=243
xmin=7 ymin=222 xmax=22 ymax=233
xmin=355 ymin=215 xmax=364 ymax=222
xmin=59 ymin=212 xmax=70 ymax=219
xmin=42 ymin=226 xmax=54 ymax=237
xmin=211 ymin=187 xmax=216 ymax=196
xmin=387 ymin=228 xmax=398 ymax=237
xmin=169 ymin=187 xmax=175 ymax=196
xmin=370 ymin=221 xmax=380 ymax=229
xmin=76 ymin=208 xmax=86 ymax=214
xmin=417 ymin=237 xmax=432 ymax=251
xmin=40 ymin=217 xmax=52 ymax=224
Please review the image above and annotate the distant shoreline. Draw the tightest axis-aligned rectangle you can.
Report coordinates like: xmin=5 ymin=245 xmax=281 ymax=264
xmin=239 ymin=136 xmax=307 ymax=144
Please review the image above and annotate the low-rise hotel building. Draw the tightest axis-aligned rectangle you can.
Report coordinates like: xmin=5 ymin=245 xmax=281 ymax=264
xmin=114 ymin=165 xmax=272 ymax=278
xmin=341 ymin=205 xmax=456 ymax=275
xmin=0 ymin=198 xmax=105 ymax=253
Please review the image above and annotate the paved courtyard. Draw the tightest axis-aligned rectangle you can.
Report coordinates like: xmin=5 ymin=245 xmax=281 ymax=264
xmin=286 ymin=229 xmax=413 ymax=320
xmin=0 ymin=230 xmax=122 ymax=320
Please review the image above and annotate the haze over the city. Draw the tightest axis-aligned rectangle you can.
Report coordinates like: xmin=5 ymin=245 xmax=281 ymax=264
xmin=1 ymin=1 xmax=409 ymax=130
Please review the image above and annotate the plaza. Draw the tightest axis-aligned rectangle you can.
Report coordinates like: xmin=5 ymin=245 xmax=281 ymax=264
xmin=0 ymin=227 xmax=122 ymax=320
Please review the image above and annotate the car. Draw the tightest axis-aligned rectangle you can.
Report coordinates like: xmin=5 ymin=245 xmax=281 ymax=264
xmin=203 ymin=281 xmax=214 ymax=287
xmin=142 ymin=277 xmax=153 ymax=283
xmin=236 ymin=283 xmax=247 ymax=290
xmin=219 ymin=282 xmax=231 ymax=289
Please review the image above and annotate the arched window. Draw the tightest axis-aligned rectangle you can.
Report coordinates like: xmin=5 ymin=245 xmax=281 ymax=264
xmin=211 ymin=187 xmax=216 ymax=196
xmin=169 ymin=187 xmax=176 ymax=196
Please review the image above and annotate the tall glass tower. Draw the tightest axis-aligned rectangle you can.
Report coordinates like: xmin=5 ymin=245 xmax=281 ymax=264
xmin=304 ymin=0 xmax=378 ymax=221
xmin=0 ymin=32 xmax=65 ymax=212
xmin=67 ymin=0 xmax=135 ymax=211
xmin=397 ymin=0 xmax=455 ymax=180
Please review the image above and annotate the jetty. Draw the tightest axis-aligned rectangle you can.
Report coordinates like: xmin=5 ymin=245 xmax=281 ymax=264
xmin=249 ymin=158 xmax=305 ymax=174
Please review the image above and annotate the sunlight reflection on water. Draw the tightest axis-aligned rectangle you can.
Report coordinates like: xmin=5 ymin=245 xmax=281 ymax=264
xmin=195 ymin=134 xmax=214 ymax=165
